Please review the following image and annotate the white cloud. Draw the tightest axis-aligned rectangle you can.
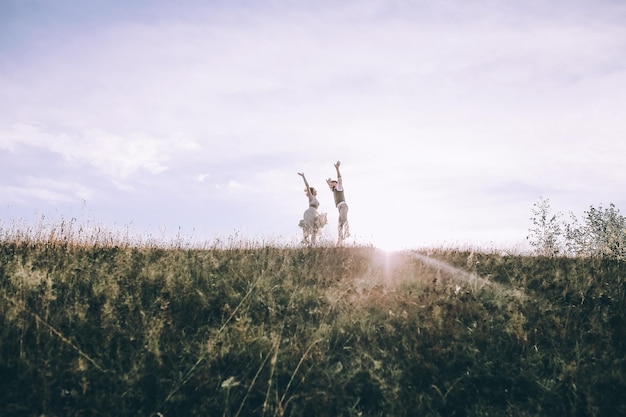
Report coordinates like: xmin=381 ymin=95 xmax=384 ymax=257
xmin=0 ymin=123 xmax=200 ymax=179
xmin=0 ymin=176 xmax=93 ymax=205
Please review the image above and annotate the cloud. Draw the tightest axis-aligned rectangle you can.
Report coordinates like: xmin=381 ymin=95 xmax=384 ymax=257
xmin=0 ymin=176 xmax=93 ymax=205
xmin=3 ymin=0 xmax=624 ymax=169
xmin=0 ymin=123 xmax=200 ymax=179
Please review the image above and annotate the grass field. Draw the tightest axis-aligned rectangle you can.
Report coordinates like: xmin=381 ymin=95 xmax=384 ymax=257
xmin=1 ymin=225 xmax=625 ymax=416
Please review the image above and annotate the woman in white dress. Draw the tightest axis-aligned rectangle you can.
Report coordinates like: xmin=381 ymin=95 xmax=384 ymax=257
xmin=298 ymin=172 xmax=327 ymax=245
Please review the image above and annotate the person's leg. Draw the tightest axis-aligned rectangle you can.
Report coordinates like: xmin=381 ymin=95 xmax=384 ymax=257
xmin=337 ymin=210 xmax=344 ymax=245
xmin=338 ymin=204 xmax=349 ymax=239
xmin=303 ymin=209 xmax=318 ymax=245
xmin=299 ymin=218 xmax=308 ymax=244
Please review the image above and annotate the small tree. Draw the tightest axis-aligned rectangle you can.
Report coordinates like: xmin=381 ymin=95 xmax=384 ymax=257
xmin=527 ymin=197 xmax=563 ymax=256
xmin=563 ymin=212 xmax=587 ymax=256
xmin=565 ymin=203 xmax=626 ymax=260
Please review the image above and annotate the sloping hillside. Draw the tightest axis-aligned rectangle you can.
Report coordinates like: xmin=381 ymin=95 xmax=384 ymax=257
xmin=1 ymin=242 xmax=624 ymax=416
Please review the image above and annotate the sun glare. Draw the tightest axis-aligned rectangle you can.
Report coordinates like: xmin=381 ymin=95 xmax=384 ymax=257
xmin=373 ymin=236 xmax=409 ymax=253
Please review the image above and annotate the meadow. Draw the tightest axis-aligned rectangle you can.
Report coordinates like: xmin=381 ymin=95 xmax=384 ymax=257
xmin=1 ymin=223 xmax=625 ymax=416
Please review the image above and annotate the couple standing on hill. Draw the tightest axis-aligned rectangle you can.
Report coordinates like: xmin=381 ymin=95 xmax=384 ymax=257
xmin=298 ymin=161 xmax=350 ymax=245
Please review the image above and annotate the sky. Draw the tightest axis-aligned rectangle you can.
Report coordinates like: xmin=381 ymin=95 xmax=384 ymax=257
xmin=1 ymin=0 xmax=625 ymax=251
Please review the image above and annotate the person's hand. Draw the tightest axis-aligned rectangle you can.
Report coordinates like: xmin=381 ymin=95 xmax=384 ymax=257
xmin=335 ymin=161 xmax=341 ymax=168
xmin=298 ymin=172 xmax=304 ymax=177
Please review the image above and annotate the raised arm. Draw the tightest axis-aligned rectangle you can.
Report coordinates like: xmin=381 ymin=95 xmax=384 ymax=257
xmin=298 ymin=172 xmax=312 ymax=198
xmin=334 ymin=161 xmax=343 ymax=186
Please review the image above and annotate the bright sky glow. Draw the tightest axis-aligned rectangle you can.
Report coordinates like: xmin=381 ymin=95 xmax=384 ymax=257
xmin=2 ymin=0 xmax=625 ymax=250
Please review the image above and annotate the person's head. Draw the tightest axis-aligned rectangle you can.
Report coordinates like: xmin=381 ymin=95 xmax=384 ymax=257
xmin=306 ymin=187 xmax=317 ymax=196
xmin=329 ymin=180 xmax=338 ymax=190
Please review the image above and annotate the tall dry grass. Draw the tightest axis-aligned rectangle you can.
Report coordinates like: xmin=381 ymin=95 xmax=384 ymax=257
xmin=1 ymin=219 xmax=625 ymax=416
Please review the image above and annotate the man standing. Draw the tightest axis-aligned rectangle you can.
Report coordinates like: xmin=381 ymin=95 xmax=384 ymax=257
xmin=326 ymin=161 xmax=350 ymax=245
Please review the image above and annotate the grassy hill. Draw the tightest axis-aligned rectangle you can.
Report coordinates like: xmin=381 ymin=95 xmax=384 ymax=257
xmin=1 ymin=236 xmax=625 ymax=416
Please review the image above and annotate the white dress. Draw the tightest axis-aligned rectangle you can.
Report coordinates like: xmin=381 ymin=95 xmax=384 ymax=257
xmin=299 ymin=196 xmax=327 ymax=233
